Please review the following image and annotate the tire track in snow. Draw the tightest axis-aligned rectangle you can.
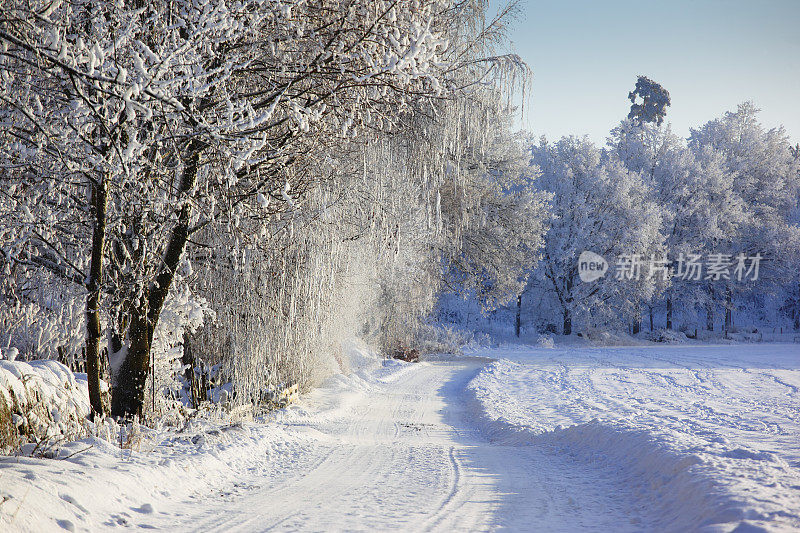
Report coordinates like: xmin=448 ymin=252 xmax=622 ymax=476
xmin=158 ymin=359 xmax=645 ymax=532
xmin=420 ymin=445 xmax=462 ymax=531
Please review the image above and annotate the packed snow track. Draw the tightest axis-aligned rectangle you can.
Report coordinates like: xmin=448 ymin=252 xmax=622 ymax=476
xmin=181 ymin=360 xmax=652 ymax=531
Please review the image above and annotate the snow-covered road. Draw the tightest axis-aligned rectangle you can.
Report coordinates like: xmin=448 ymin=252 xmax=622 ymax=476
xmin=2 ymin=343 xmax=798 ymax=532
xmin=165 ymin=358 xmax=646 ymax=532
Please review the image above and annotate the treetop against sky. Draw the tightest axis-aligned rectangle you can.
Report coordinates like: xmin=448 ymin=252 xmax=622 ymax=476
xmin=493 ymin=0 xmax=800 ymax=144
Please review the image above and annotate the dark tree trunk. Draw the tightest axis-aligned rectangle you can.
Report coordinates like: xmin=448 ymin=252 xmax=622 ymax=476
xmin=706 ymin=284 xmax=715 ymax=332
xmin=632 ymin=303 xmax=641 ymax=335
xmin=561 ymin=274 xmax=573 ymax=336
xmin=109 ymin=330 xmax=123 ymax=356
xmin=666 ymin=294 xmax=673 ymax=330
xmin=112 ymin=305 xmax=155 ymax=418
xmin=724 ymin=286 xmax=733 ymax=334
xmin=85 ymin=180 xmax=108 ymax=418
xmin=182 ymin=331 xmax=199 ymax=408
xmin=515 ymin=294 xmax=522 ymax=338
xmin=111 ymin=141 xmax=202 ymax=418
xmin=649 ymin=306 xmax=654 ymax=332
xmin=795 ymin=283 xmax=800 ymax=331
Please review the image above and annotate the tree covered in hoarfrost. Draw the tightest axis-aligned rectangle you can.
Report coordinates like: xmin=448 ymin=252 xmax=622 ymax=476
xmin=442 ymin=97 xmax=799 ymax=338
xmin=600 ymin=102 xmax=799 ymax=334
xmin=187 ymin=97 xmax=547 ymax=408
xmin=785 ymin=145 xmax=800 ymax=330
xmin=187 ymin=0 xmax=547 ymax=407
xmin=528 ymin=136 xmax=664 ymax=334
xmin=434 ymin=96 xmax=550 ymax=313
xmin=0 ymin=0 xmax=536 ymax=417
xmin=689 ymin=102 xmax=800 ymax=330
xmin=608 ymin=119 xmax=746 ymax=331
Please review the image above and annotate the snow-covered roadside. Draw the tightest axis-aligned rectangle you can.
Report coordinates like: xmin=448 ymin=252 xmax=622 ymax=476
xmin=0 ymin=341 xmax=391 ymax=532
xmin=466 ymin=344 xmax=800 ymax=532
xmin=1 ymin=341 xmax=657 ymax=532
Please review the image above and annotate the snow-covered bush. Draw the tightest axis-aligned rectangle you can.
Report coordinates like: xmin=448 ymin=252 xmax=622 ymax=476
xmin=411 ymin=324 xmax=476 ymax=355
xmin=0 ymin=360 xmax=91 ymax=455
xmin=637 ymin=329 xmax=690 ymax=344
xmin=0 ymin=389 xmax=15 ymax=452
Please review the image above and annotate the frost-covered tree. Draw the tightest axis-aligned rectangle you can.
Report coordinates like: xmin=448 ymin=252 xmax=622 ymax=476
xmin=177 ymin=0 xmax=545 ymax=408
xmin=528 ymin=136 xmax=664 ymax=334
xmin=784 ymin=144 xmax=800 ymax=330
xmin=689 ymin=103 xmax=800 ymax=331
xmin=608 ymin=120 xmax=745 ymax=331
xmin=433 ymin=99 xmax=550 ymax=313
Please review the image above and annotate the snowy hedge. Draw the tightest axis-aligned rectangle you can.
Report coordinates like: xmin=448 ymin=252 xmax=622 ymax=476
xmin=0 ymin=359 xmax=91 ymax=454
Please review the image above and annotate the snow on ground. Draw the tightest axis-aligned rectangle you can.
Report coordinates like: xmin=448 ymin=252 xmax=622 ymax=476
xmin=467 ymin=343 xmax=800 ymax=531
xmin=1 ymin=341 xmax=798 ymax=532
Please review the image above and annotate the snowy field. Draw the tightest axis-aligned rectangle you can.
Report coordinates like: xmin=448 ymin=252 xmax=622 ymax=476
xmin=1 ymin=342 xmax=798 ymax=532
xmin=468 ymin=343 xmax=800 ymax=531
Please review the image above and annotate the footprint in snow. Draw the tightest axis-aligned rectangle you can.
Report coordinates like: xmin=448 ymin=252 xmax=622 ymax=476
xmin=56 ymin=519 xmax=75 ymax=532
xmin=59 ymin=493 xmax=89 ymax=513
xmin=132 ymin=503 xmax=154 ymax=514
xmin=106 ymin=514 xmax=129 ymax=527
xmin=722 ymin=448 xmax=774 ymax=461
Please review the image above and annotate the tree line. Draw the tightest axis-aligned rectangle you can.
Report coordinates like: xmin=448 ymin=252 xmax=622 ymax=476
xmin=443 ymin=78 xmax=800 ymax=338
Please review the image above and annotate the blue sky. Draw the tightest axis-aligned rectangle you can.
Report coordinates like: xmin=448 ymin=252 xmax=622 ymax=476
xmin=494 ymin=0 xmax=800 ymax=145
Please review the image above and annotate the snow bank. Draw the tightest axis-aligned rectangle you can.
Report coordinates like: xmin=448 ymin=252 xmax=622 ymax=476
xmin=0 ymin=360 xmax=90 ymax=454
xmin=465 ymin=403 xmax=747 ymax=531
xmin=0 ymin=417 xmax=311 ymax=531
xmin=466 ymin=344 xmax=800 ymax=532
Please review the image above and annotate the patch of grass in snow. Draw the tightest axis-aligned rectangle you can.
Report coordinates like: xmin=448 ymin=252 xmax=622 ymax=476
xmin=0 ymin=392 xmax=18 ymax=452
